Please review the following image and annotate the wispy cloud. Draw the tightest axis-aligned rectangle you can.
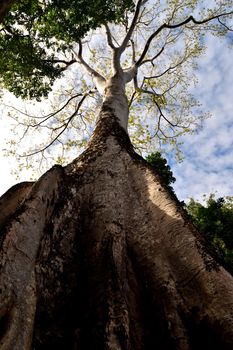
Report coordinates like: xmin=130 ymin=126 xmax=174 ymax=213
xmin=173 ymin=35 xmax=233 ymax=202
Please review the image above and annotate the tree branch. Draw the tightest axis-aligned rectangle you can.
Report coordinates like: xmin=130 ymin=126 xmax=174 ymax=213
xmin=73 ymin=41 xmax=106 ymax=94
xmin=138 ymin=46 xmax=165 ymax=67
xmin=128 ymin=73 xmax=139 ymax=107
xmin=119 ymin=0 xmax=148 ymax=54
xmin=143 ymin=51 xmax=191 ymax=80
xmin=154 ymin=100 xmax=176 ymax=128
xmin=43 ymin=58 xmax=77 ymax=68
xmin=130 ymin=39 xmax=136 ymax=64
xmin=4 ymin=92 xmax=88 ymax=125
xmin=136 ymin=11 xmax=233 ymax=66
xmin=104 ymin=23 xmax=116 ymax=49
xmin=123 ymin=65 xmax=137 ymax=83
xmin=103 ymin=24 xmax=124 ymax=74
xmin=21 ymin=93 xmax=90 ymax=157
xmin=218 ymin=17 xmax=233 ymax=31
xmin=137 ymin=86 xmax=161 ymax=97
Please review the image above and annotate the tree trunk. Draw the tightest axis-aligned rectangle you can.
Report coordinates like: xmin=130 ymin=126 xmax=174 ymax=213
xmin=1 ymin=108 xmax=233 ymax=350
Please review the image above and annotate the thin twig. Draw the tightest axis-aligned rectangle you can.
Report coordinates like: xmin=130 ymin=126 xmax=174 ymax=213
xmin=139 ymin=46 xmax=164 ymax=66
xmin=218 ymin=17 xmax=233 ymax=31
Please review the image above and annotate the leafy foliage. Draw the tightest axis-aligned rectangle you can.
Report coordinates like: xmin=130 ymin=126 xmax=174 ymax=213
xmin=0 ymin=0 xmax=134 ymax=99
xmin=146 ymin=152 xmax=176 ymax=190
xmin=0 ymin=33 xmax=63 ymax=99
xmin=186 ymin=194 xmax=233 ymax=275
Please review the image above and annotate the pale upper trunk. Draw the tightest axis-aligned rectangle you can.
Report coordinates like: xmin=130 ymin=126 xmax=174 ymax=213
xmin=95 ymin=66 xmax=137 ymax=131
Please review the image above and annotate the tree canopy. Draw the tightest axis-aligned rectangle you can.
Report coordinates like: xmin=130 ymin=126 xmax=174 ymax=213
xmin=1 ymin=0 xmax=233 ymax=173
xmin=0 ymin=0 xmax=134 ymax=98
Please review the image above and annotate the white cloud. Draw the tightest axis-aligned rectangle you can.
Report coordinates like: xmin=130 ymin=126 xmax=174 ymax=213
xmin=173 ymin=35 xmax=233 ymax=202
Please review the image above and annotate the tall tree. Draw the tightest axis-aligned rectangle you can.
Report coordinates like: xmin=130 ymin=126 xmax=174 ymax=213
xmin=0 ymin=1 xmax=233 ymax=349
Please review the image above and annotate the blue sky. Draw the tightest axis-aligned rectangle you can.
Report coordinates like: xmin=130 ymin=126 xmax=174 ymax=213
xmin=172 ymin=34 xmax=233 ymax=201
xmin=0 ymin=33 xmax=233 ymax=202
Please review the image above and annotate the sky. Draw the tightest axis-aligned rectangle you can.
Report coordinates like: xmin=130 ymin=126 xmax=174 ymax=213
xmin=172 ymin=35 xmax=233 ymax=202
xmin=0 ymin=34 xmax=233 ymax=202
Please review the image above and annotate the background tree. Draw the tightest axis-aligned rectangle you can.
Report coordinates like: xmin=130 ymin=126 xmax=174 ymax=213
xmin=186 ymin=195 xmax=233 ymax=275
xmin=146 ymin=152 xmax=176 ymax=190
xmin=0 ymin=1 xmax=233 ymax=349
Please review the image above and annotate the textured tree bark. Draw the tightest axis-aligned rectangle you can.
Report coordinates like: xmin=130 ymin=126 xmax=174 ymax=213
xmin=1 ymin=108 xmax=233 ymax=350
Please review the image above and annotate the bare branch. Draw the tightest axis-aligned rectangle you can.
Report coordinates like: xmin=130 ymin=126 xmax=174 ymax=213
xmin=137 ymin=86 xmax=161 ymax=97
xmin=130 ymin=39 xmax=136 ymax=64
xmin=154 ymin=100 xmax=176 ymax=128
xmin=4 ymin=92 xmax=90 ymax=126
xmin=104 ymin=23 xmax=116 ymax=49
xmin=37 ymin=92 xmax=88 ymax=123
xmin=123 ymin=65 xmax=137 ymax=83
xmin=143 ymin=51 xmax=191 ymax=80
xmin=218 ymin=17 xmax=233 ymax=31
xmin=133 ymin=78 xmax=191 ymax=133
xmin=128 ymin=90 xmax=137 ymax=108
xmin=136 ymin=11 xmax=233 ymax=66
xmin=73 ymin=41 xmax=106 ymax=94
xmin=42 ymin=58 xmax=77 ymax=70
xmin=21 ymin=93 xmax=90 ymax=157
xmin=119 ymin=0 xmax=148 ymax=54
xmin=76 ymin=41 xmax=102 ymax=78
xmin=128 ymin=73 xmax=139 ymax=107
xmin=3 ymin=103 xmax=34 ymax=118
xmin=103 ymin=24 xmax=124 ymax=74
xmin=138 ymin=46 xmax=164 ymax=67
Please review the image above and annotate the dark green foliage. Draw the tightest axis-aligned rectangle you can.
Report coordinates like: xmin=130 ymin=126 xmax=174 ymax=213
xmin=0 ymin=33 xmax=62 ymax=99
xmin=186 ymin=195 xmax=233 ymax=275
xmin=0 ymin=0 xmax=134 ymax=99
xmin=5 ymin=0 xmax=134 ymax=43
xmin=146 ymin=152 xmax=176 ymax=189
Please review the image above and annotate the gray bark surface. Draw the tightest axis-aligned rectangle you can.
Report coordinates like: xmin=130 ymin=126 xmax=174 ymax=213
xmin=0 ymin=109 xmax=233 ymax=349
